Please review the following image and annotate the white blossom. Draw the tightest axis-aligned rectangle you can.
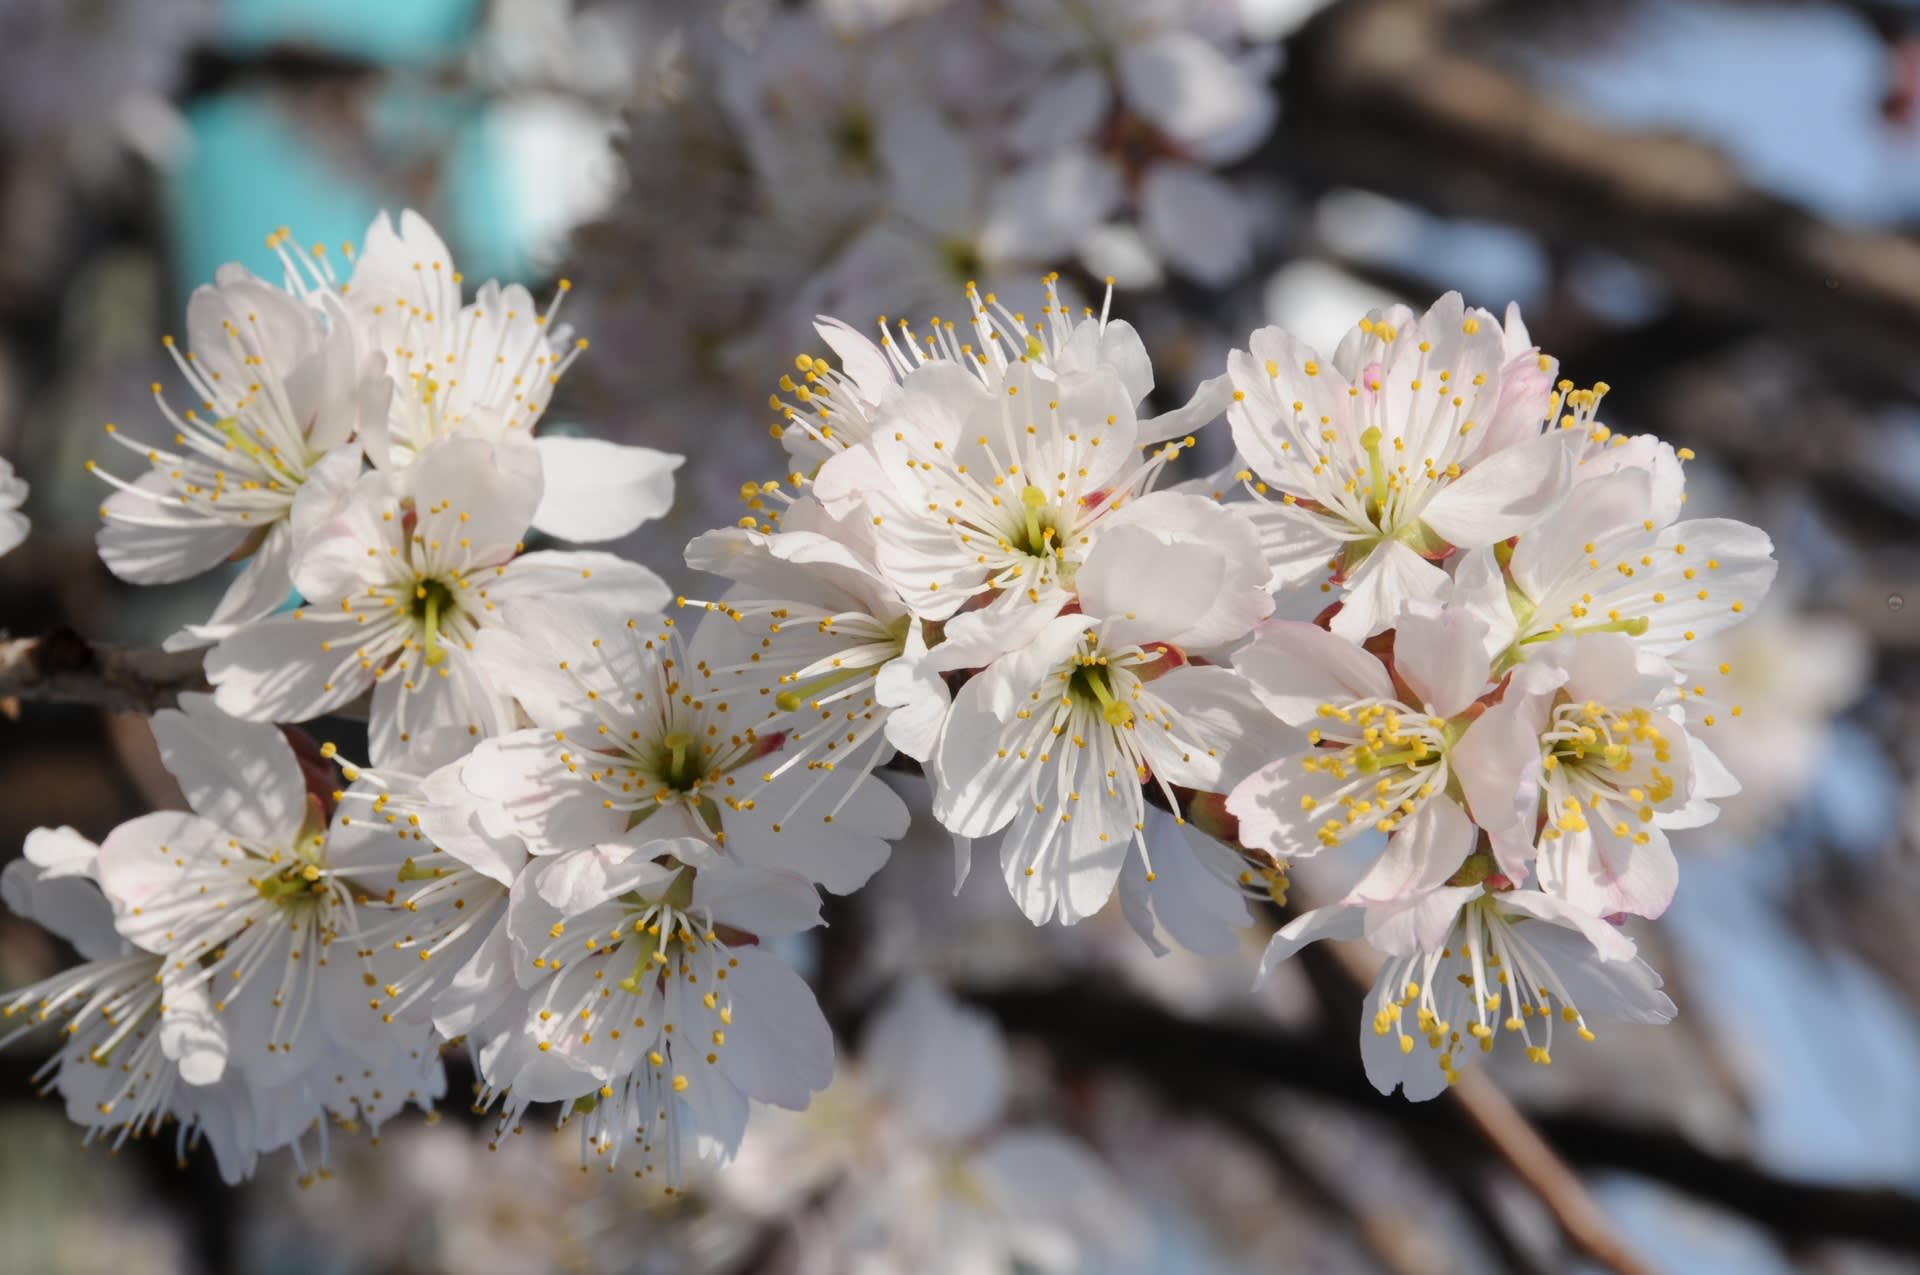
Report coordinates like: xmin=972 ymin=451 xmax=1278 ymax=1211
xmin=486 ymin=837 xmax=832 ymax=1194
xmin=1227 ymin=293 xmax=1578 ymax=639
xmin=93 ymin=266 xmax=384 ymax=649
xmin=1 ymin=826 xmax=257 ymax=1181
xmin=205 ymin=436 xmax=668 ymax=769
xmin=450 ymin=602 xmax=908 ymax=894
xmin=1264 ymin=887 xmax=1674 ymax=1099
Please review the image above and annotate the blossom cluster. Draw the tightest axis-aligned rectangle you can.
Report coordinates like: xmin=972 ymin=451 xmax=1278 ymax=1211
xmin=1 ymin=204 xmax=1775 ymax=1195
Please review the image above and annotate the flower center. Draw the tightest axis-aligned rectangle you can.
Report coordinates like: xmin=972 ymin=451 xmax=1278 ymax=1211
xmin=1010 ymin=484 xmax=1063 ymax=558
xmin=407 ymin=577 xmax=459 ymax=665
xmin=655 ymin=732 xmax=703 ymax=793
xmin=1539 ymin=699 xmax=1676 ymax=842
xmin=1069 ymin=658 xmax=1133 ymax=727
xmin=1302 ymin=701 xmax=1455 ymax=844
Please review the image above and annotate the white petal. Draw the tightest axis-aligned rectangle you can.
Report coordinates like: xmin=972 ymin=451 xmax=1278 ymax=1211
xmin=813 ymin=317 xmax=895 ymax=401
xmin=691 ymin=862 xmax=823 ymax=940
xmin=1347 ymin=798 xmax=1475 ymax=905
xmin=411 ymin=436 xmax=541 ymax=567
xmin=161 ymin=986 xmax=231 ymax=1086
xmin=97 ymin=468 xmax=250 ymax=585
xmin=1420 ymin=430 xmax=1577 ymax=548
xmin=530 ymin=436 xmax=682 ymax=543
xmin=1497 ymin=890 xmax=1637 ymax=962
xmin=1237 ymin=500 xmax=1343 ymax=590
xmin=1256 ymin=904 xmax=1363 ymax=986
xmin=1329 ymin=539 xmax=1449 ymax=641
xmin=1137 ymin=664 xmax=1292 ymax=792
xmin=1233 ymin=620 xmax=1393 ymax=726
xmin=715 ymin=948 xmax=833 ymax=1110
xmin=1128 ymin=820 xmax=1251 ymax=957
xmin=152 ymin=694 xmax=309 ymax=849
xmin=164 ymin=518 xmax=297 ymax=652
xmin=1519 ymin=923 xmax=1675 ymax=1024
xmin=207 ymin=610 xmax=374 ymax=724
xmin=1082 ymin=492 xmax=1272 ymax=650
xmin=1447 ymin=545 xmax=1516 ymax=660
xmin=1363 ymin=884 xmax=1482 ymax=957
xmin=979 ymin=148 xmax=1121 ymax=263
xmin=367 ymin=644 xmax=517 ymax=770
xmin=1391 ymin=604 xmax=1492 ymax=718
xmin=1006 ymin=64 xmax=1110 ymax=152
xmin=1538 ymin=815 xmax=1678 ymax=921
xmin=1452 ymin=696 xmax=1549 ymax=878
xmin=97 ymin=811 xmax=230 ymax=952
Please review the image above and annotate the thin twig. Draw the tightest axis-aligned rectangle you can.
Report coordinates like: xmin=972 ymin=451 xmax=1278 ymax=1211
xmin=0 ymin=628 xmax=209 ymax=715
xmin=1446 ymin=1071 xmax=1656 ymax=1275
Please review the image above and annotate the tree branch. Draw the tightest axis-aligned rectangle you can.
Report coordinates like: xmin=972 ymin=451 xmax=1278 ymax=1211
xmin=967 ymin=984 xmax=1920 ymax=1258
xmin=1273 ymin=0 xmax=1920 ymax=393
xmin=0 ymin=628 xmax=208 ymax=715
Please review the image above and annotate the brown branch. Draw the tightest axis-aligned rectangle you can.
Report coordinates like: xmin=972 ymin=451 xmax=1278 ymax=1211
xmin=1447 ymin=1072 xmax=1656 ymax=1275
xmin=0 ymin=627 xmax=208 ymax=715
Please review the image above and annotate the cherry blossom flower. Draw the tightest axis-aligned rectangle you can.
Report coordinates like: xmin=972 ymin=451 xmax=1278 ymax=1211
xmin=92 ymin=265 xmax=385 ymax=649
xmin=1227 ymin=293 xmax=1577 ymax=639
xmin=323 ymin=758 xmax=526 ymax=1040
xmin=94 ymin=698 xmax=444 ymax=1130
xmin=288 ymin=210 xmax=684 ymax=544
xmin=450 ymin=602 xmax=907 ymax=895
xmin=930 ymin=516 xmax=1284 ymax=925
xmin=1527 ymin=635 xmax=1735 ymax=920
xmin=1 ymin=826 xmax=256 ymax=1181
xmin=1227 ymin=605 xmax=1546 ymax=905
xmin=810 ymin=345 xmax=1232 ymax=644
xmin=1481 ymin=456 xmax=1778 ymax=661
xmin=684 ymin=496 xmax=947 ymax=765
xmin=1264 ymin=886 xmax=1674 ymax=1099
xmin=205 ymin=436 xmax=668 ymax=769
xmin=484 ymin=838 xmax=831 ymax=1194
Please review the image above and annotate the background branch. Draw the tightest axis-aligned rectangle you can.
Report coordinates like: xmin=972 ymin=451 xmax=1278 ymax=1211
xmin=967 ymin=984 xmax=1920 ymax=1258
xmin=0 ymin=628 xmax=208 ymax=715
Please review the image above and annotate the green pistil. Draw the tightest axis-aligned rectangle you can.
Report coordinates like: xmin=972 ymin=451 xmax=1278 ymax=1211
xmin=1017 ymin=485 xmax=1057 ymax=557
xmin=255 ymin=864 xmax=321 ymax=906
xmin=1360 ymin=426 xmax=1389 ymax=523
xmin=1356 ymin=745 xmax=1429 ymax=772
xmin=410 ymin=578 xmax=457 ymax=666
xmin=1072 ymin=661 xmax=1134 ymax=727
xmin=212 ymin=415 xmax=271 ymax=464
xmin=776 ymin=665 xmax=866 ymax=712
xmin=617 ymin=927 xmax=665 ymax=993
xmin=660 ymin=732 xmax=701 ymax=791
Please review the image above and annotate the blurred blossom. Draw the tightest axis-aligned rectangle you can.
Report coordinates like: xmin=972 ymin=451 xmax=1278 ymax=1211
xmin=566 ymin=0 xmax=1286 ymax=542
xmin=1680 ymin=589 xmax=1872 ymax=838
xmin=0 ymin=0 xmax=211 ymax=145
xmin=246 ymin=1118 xmax=749 ymax=1274
xmin=725 ymin=979 xmax=1138 ymax=1274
